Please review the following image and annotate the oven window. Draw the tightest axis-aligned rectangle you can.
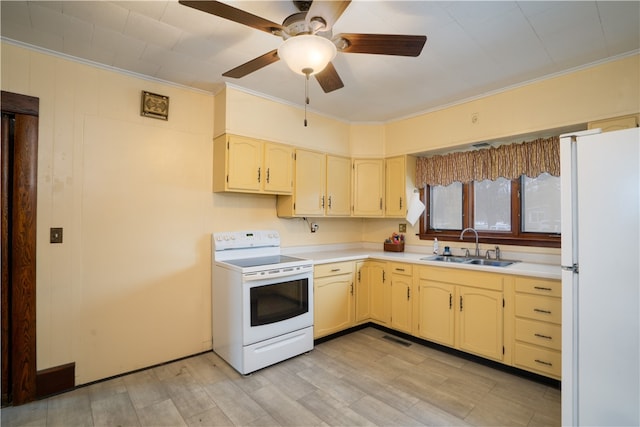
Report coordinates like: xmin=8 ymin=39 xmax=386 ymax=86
xmin=250 ymin=278 xmax=309 ymax=326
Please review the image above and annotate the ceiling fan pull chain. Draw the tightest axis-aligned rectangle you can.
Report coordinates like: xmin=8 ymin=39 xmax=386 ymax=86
xmin=303 ymin=68 xmax=312 ymax=127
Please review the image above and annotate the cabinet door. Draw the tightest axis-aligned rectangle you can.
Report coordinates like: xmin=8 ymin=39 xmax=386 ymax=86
xmin=417 ymin=280 xmax=455 ymax=346
xmin=293 ymin=150 xmax=326 ymax=216
xmin=390 ymin=273 xmax=412 ymax=333
xmin=370 ymin=263 xmax=391 ymax=324
xmin=263 ymin=142 xmax=293 ymax=194
xmin=355 ymin=261 xmax=371 ymax=322
xmin=458 ymin=286 xmax=504 ymax=361
xmin=314 ymin=273 xmax=354 ymax=338
xmin=352 ymin=158 xmax=384 ymax=216
xmin=227 ymin=136 xmax=262 ymax=191
xmin=326 ymin=155 xmax=351 ymax=216
xmin=385 ymin=156 xmax=406 ymax=217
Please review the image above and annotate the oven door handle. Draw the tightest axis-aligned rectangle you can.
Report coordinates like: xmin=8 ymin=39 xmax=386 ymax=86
xmin=243 ymin=266 xmax=313 ymax=281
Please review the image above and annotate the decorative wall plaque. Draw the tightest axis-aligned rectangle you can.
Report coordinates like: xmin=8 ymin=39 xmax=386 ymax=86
xmin=140 ymin=91 xmax=169 ymax=120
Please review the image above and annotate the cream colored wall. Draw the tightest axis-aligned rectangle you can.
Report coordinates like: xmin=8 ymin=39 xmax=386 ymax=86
xmin=349 ymin=123 xmax=385 ymax=157
xmin=385 ymin=54 xmax=640 ymax=156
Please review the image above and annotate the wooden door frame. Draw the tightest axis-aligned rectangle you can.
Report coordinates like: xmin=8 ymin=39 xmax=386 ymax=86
xmin=1 ymin=90 xmax=38 ymax=405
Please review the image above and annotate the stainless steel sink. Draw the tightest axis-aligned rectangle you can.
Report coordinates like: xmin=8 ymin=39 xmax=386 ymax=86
xmin=421 ymin=255 xmax=518 ymax=267
xmin=466 ymin=259 xmax=516 ymax=267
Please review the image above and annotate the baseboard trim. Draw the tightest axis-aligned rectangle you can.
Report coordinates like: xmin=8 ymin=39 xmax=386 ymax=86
xmin=36 ymin=362 xmax=75 ymax=398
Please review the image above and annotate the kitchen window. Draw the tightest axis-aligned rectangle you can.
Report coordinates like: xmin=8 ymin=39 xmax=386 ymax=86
xmin=419 ymin=173 xmax=561 ymax=248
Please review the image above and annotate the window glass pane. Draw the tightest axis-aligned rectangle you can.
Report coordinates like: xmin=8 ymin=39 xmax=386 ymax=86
xmin=522 ymin=173 xmax=561 ymax=233
xmin=430 ymin=182 xmax=462 ymax=230
xmin=474 ymin=178 xmax=511 ymax=230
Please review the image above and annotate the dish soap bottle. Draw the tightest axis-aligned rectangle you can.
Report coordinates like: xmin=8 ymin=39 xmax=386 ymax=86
xmin=433 ymin=238 xmax=439 ymax=254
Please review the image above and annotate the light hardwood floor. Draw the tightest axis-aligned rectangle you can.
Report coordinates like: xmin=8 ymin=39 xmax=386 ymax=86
xmin=1 ymin=327 xmax=560 ymax=426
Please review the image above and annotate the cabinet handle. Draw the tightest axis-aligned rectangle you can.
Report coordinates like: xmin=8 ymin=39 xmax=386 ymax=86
xmin=321 ymin=195 xmax=325 ymax=208
xmin=407 ymin=287 xmax=410 ymax=301
xmin=399 ymin=197 xmax=403 ymax=209
xmin=460 ymin=295 xmax=463 ymax=312
xmin=382 ymin=271 xmax=386 ymax=282
xmin=534 ymin=333 xmax=553 ymax=340
xmin=350 ymin=283 xmax=354 ymax=295
xmin=328 ymin=196 xmax=332 ymax=209
xmin=330 ymin=268 xmax=341 ymax=272
xmin=266 ymin=167 xmax=270 ymax=183
xmin=534 ymin=308 xmax=552 ymax=314
xmin=534 ymin=286 xmax=552 ymax=291
xmin=395 ymin=268 xmax=405 ymax=272
xmin=379 ymin=198 xmax=383 ymax=210
xmin=534 ymin=359 xmax=553 ymax=367
xmin=257 ymin=167 xmax=261 ymax=183
xmin=449 ymin=293 xmax=452 ymax=309
xmin=358 ymin=271 xmax=361 ymax=282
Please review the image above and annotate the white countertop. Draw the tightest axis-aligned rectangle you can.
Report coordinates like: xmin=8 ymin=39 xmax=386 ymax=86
xmin=286 ymin=247 xmax=561 ymax=280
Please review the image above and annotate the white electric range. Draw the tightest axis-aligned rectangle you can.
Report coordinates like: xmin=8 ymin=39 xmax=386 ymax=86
xmin=212 ymin=230 xmax=314 ymax=374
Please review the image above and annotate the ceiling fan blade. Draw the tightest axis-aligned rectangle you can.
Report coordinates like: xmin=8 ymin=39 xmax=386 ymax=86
xmin=222 ymin=50 xmax=280 ymax=78
xmin=306 ymin=0 xmax=351 ymax=32
xmin=337 ymin=33 xmax=427 ymax=57
xmin=179 ymin=1 xmax=283 ymax=35
xmin=314 ymin=62 xmax=344 ymax=93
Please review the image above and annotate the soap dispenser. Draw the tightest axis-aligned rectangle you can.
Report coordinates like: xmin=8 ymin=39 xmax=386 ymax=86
xmin=433 ymin=238 xmax=439 ymax=254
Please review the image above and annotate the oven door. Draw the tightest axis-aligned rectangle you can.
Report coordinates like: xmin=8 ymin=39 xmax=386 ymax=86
xmin=242 ymin=270 xmax=313 ymax=346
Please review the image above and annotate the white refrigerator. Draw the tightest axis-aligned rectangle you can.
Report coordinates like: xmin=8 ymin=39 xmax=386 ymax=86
xmin=560 ymin=127 xmax=640 ymax=426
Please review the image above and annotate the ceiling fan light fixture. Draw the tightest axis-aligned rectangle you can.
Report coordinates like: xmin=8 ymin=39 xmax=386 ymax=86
xmin=278 ymin=35 xmax=337 ymax=76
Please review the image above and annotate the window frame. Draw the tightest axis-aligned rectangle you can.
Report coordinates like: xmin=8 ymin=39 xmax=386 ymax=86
xmin=418 ymin=177 xmax=560 ymax=248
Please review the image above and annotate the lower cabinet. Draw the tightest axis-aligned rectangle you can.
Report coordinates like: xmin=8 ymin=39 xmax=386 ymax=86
xmin=313 ymin=261 xmax=355 ymax=339
xmin=314 ymin=260 xmax=561 ymax=380
xmin=417 ymin=267 xmax=504 ymax=362
xmin=389 ymin=263 xmax=413 ymax=334
xmin=512 ymin=276 xmax=562 ymax=379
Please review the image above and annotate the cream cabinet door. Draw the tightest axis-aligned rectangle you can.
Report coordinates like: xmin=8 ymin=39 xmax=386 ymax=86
xmin=390 ymin=266 xmax=413 ymax=334
xmin=226 ymin=135 xmax=262 ymax=191
xmin=294 ymin=149 xmax=326 ymax=215
xmin=458 ymin=286 xmax=504 ymax=361
xmin=355 ymin=261 xmax=371 ymax=323
xmin=314 ymin=274 xmax=354 ymax=338
xmin=326 ymin=155 xmax=351 ymax=216
xmin=352 ymin=158 xmax=384 ymax=217
xmin=369 ymin=262 xmax=390 ymax=324
xmin=417 ymin=280 xmax=455 ymax=347
xmin=385 ymin=156 xmax=406 ymax=217
xmin=263 ymin=142 xmax=293 ymax=194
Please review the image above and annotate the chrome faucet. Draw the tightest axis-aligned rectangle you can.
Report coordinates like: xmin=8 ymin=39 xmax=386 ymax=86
xmin=460 ymin=228 xmax=480 ymax=256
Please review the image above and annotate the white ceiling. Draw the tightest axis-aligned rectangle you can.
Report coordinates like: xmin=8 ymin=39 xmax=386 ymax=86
xmin=2 ymin=1 xmax=639 ymax=123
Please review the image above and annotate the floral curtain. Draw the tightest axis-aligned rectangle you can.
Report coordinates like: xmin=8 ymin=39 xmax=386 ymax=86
xmin=415 ymin=136 xmax=560 ymax=187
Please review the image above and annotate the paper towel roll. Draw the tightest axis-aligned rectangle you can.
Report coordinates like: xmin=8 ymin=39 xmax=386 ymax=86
xmin=406 ymin=192 xmax=426 ymax=226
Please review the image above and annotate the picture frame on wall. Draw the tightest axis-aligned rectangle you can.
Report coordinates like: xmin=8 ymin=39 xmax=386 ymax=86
xmin=140 ymin=90 xmax=169 ymax=120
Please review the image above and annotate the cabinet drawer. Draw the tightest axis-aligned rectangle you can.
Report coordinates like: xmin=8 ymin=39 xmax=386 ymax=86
xmin=314 ymin=262 xmax=354 ymax=278
xmin=515 ymin=318 xmax=561 ymax=350
xmin=515 ymin=294 xmax=561 ymax=324
xmin=389 ymin=263 xmax=412 ymax=276
xmin=514 ymin=342 xmax=561 ymax=378
xmin=515 ymin=277 xmax=561 ymax=297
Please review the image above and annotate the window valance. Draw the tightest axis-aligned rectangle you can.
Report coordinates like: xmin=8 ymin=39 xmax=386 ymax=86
xmin=415 ymin=136 xmax=560 ymax=187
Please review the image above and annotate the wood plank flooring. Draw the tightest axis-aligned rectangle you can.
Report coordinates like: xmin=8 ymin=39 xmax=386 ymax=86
xmin=1 ymin=327 xmax=560 ymax=426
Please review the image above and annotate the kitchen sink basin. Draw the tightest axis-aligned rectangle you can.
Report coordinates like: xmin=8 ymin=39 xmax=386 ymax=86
xmin=421 ymin=255 xmax=519 ymax=267
xmin=421 ymin=255 xmax=469 ymax=263
xmin=466 ymin=259 xmax=517 ymax=267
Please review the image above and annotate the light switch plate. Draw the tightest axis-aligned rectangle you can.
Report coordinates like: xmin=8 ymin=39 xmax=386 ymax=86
xmin=399 ymin=223 xmax=407 ymax=233
xmin=50 ymin=227 xmax=63 ymax=244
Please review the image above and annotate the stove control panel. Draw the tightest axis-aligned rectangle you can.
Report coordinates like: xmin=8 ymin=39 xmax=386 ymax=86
xmin=214 ymin=230 xmax=280 ymax=251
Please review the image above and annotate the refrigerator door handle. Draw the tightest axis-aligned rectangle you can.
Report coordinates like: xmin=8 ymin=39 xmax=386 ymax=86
xmin=561 ymin=264 xmax=579 ymax=273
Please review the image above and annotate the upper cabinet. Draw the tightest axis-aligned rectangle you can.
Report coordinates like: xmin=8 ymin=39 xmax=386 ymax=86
xmin=277 ymin=150 xmax=351 ymax=217
xmin=213 ymin=134 xmax=293 ymax=194
xmin=385 ymin=155 xmax=417 ymax=218
xmin=352 ymin=158 xmax=384 ymax=217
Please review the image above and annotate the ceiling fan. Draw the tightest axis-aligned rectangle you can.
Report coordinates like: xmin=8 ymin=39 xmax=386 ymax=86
xmin=178 ymin=0 xmax=427 ymax=93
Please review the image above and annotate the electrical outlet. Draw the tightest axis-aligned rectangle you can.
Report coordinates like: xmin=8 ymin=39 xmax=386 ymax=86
xmin=50 ymin=227 xmax=63 ymax=244
xmin=399 ymin=223 xmax=406 ymax=233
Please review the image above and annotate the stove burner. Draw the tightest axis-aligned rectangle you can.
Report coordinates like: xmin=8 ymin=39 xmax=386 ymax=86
xmin=223 ymin=255 xmax=305 ymax=268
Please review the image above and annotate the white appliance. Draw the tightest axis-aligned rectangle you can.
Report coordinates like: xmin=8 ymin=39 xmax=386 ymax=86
xmin=560 ymin=127 xmax=640 ymax=426
xmin=212 ymin=230 xmax=314 ymax=375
